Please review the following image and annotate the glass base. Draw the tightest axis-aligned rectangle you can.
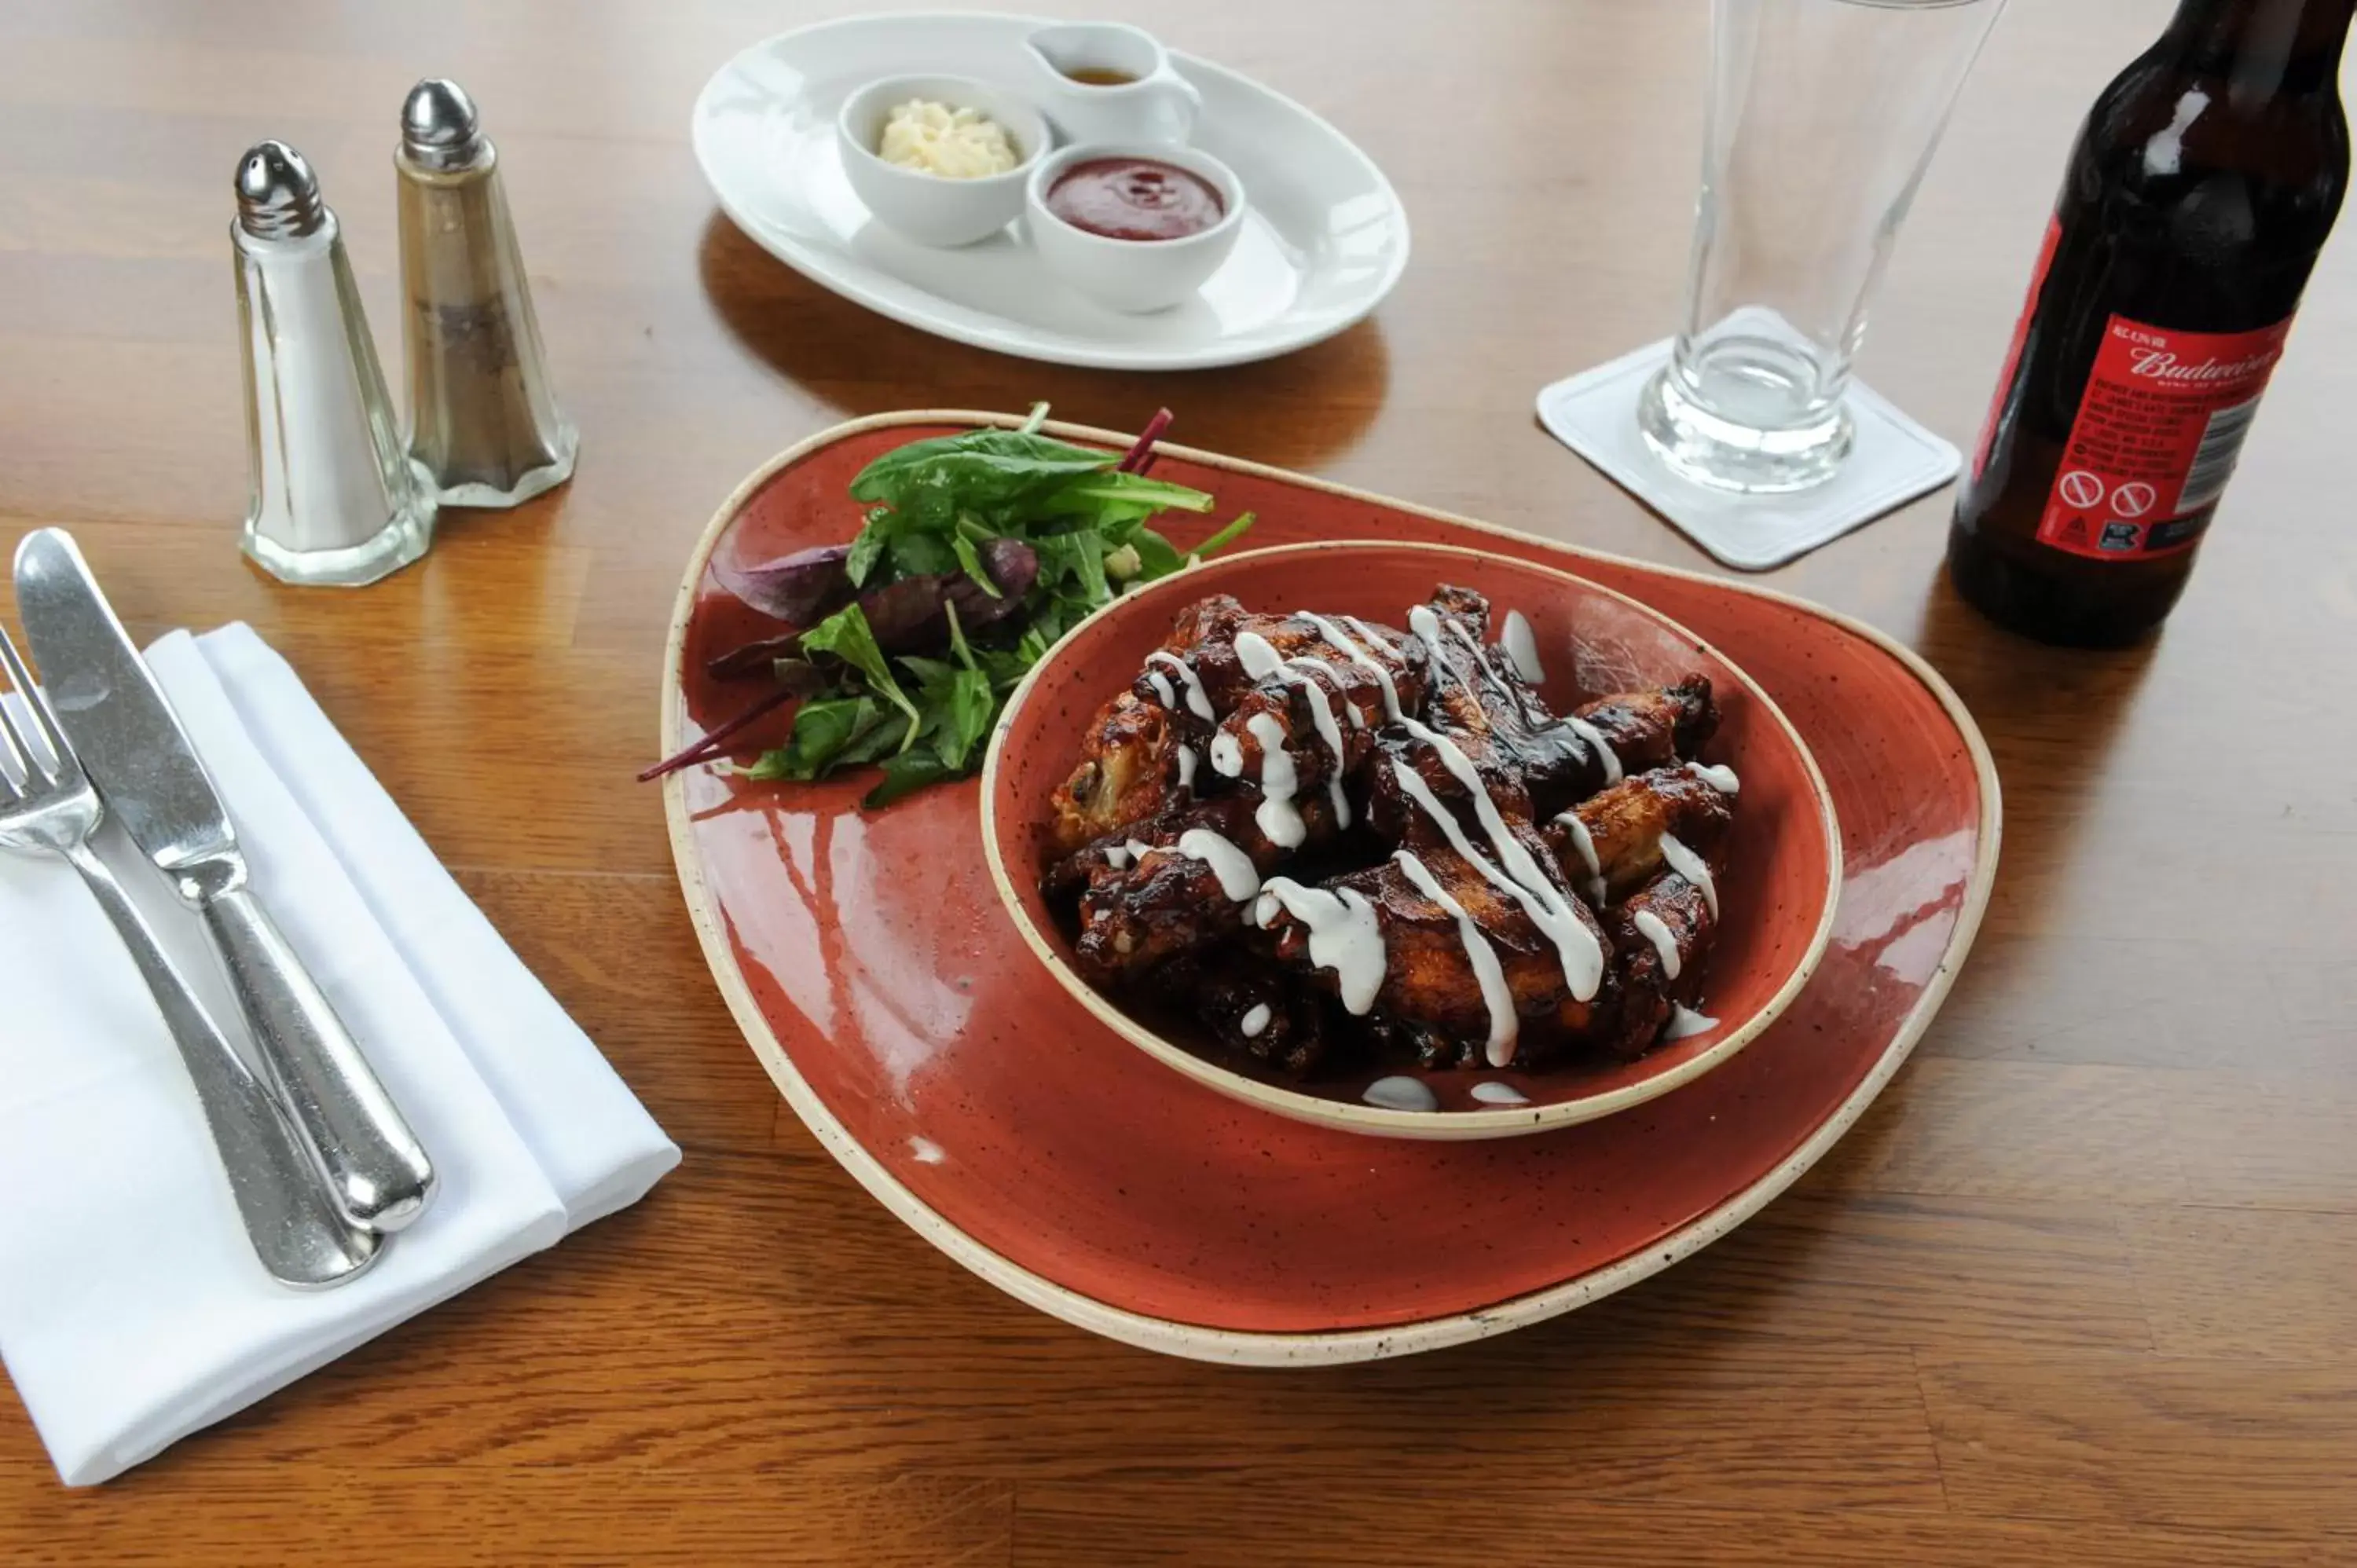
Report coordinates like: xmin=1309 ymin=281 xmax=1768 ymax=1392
xmin=242 ymin=504 xmax=436 ymax=588
xmin=1637 ymin=350 xmax=1855 ymax=496
xmin=412 ymin=419 xmax=579 ymax=511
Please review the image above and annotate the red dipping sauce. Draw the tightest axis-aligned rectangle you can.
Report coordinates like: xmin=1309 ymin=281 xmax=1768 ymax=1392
xmin=1044 ymin=157 xmax=1226 ymax=242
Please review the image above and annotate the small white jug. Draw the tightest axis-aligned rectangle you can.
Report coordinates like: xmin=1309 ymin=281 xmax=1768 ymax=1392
xmin=1023 ymin=22 xmax=1202 ymax=146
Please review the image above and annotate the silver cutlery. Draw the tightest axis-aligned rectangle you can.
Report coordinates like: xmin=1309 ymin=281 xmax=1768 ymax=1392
xmin=0 ymin=625 xmax=379 ymax=1288
xmin=14 ymin=529 xmax=435 ymax=1234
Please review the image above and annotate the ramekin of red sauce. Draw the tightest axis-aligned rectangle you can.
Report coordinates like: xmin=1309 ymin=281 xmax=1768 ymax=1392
xmin=1044 ymin=156 xmax=1226 ymax=242
xmin=1025 ymin=141 xmax=1246 ymax=313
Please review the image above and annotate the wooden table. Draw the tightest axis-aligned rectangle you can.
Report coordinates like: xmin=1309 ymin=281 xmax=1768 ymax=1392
xmin=4 ymin=0 xmax=2353 ymax=1560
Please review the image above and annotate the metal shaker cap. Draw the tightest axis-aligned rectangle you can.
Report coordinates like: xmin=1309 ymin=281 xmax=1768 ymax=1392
xmin=234 ymin=141 xmax=326 ymax=240
xmin=401 ymin=78 xmax=488 ymax=171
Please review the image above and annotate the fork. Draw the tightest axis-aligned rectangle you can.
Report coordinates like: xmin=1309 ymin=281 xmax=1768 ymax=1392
xmin=0 ymin=625 xmax=379 ymax=1288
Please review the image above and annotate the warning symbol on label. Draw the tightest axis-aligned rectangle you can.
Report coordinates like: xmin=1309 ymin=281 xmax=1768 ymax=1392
xmin=2111 ymin=481 xmax=2157 ymax=518
xmin=2058 ymin=516 xmax=2091 ymax=548
xmin=2059 ymin=470 xmax=2106 ymax=509
xmin=2099 ymin=522 xmax=2143 ymax=551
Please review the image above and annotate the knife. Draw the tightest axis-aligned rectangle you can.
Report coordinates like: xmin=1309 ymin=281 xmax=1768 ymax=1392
xmin=14 ymin=528 xmax=435 ymax=1233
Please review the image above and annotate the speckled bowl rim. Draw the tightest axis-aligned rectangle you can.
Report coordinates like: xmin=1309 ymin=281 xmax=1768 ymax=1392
xmin=977 ymin=537 xmax=1842 ymax=1140
xmin=661 ymin=409 xmax=2003 ymax=1366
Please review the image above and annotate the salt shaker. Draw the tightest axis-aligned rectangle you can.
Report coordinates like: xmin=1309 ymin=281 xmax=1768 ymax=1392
xmin=233 ymin=141 xmax=437 ymax=586
xmin=396 ymin=79 xmax=577 ymax=508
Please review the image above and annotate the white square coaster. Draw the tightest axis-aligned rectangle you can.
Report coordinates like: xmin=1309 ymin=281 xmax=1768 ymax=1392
xmin=1537 ymin=339 xmax=1962 ymax=571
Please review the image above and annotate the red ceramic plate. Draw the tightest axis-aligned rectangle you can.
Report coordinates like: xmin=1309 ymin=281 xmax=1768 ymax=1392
xmin=661 ymin=412 xmax=2000 ymax=1363
xmin=981 ymin=540 xmax=1842 ymax=1138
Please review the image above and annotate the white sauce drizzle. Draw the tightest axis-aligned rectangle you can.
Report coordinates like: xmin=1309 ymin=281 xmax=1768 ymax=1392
xmin=1239 ymin=1002 xmax=1272 ymax=1039
xmin=1255 ymin=878 xmax=1387 ymax=1014
xmin=1664 ymin=1004 xmax=1718 ymax=1041
xmin=1235 ymin=632 xmax=1362 ymax=828
xmin=1103 ymin=845 xmax=1129 ymax=870
xmin=1176 ymin=746 xmax=1198 ymax=791
xmin=1271 ymin=660 xmax=1352 ymax=828
xmin=1388 ymin=760 xmax=1600 ymax=1004
xmin=1565 ymin=715 xmax=1624 ymax=786
xmin=1146 ymin=651 xmax=1213 ymax=720
xmin=1471 ymin=1080 xmax=1531 ymax=1106
xmin=1406 ymin=604 xmax=1448 ymax=665
xmin=1126 ymin=837 xmax=1149 ymax=861
xmin=1659 ymin=832 xmax=1718 ymax=920
xmin=1390 ymin=721 xmax=1605 ymax=1002
xmin=1395 ymin=849 xmax=1519 ymax=1068
xmin=1310 ymin=617 xmax=1395 ymax=726
xmin=1246 ymin=712 xmax=1305 ymax=848
xmin=1329 ymin=616 xmax=1407 ymax=722
xmin=1284 ymin=651 xmax=1345 ymax=685
xmin=1501 ymin=610 xmax=1544 ymax=684
xmin=1363 ymin=1075 xmax=1439 ymax=1112
xmin=1409 ymin=599 xmax=1538 ymax=731
xmin=1446 ymin=621 xmax=1516 ymax=700
xmin=1686 ymin=760 xmax=1739 ymax=794
xmin=1554 ymin=810 xmax=1607 ymax=907
xmin=1176 ymin=828 xmax=1261 ymax=901
xmin=1286 ymin=654 xmax=1364 ymax=729
xmin=1234 ymin=630 xmax=1284 ymax=681
xmin=1145 ymin=669 xmax=1176 ymax=709
xmin=1632 ymin=907 xmax=1684 ymax=980
xmin=1226 ymin=631 xmax=1321 ymax=837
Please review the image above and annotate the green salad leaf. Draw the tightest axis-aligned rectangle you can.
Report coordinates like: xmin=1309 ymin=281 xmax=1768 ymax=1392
xmin=798 ymin=603 xmax=918 ymax=732
xmin=740 ymin=695 xmax=902 ymax=782
xmin=713 ymin=412 xmax=1253 ymax=806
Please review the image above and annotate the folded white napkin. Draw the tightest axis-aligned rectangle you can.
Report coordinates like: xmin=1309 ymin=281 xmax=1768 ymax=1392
xmin=0 ymin=624 xmax=679 ymax=1486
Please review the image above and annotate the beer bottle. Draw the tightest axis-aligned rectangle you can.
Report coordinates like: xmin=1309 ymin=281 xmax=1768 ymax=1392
xmin=1948 ymin=0 xmax=2355 ymax=647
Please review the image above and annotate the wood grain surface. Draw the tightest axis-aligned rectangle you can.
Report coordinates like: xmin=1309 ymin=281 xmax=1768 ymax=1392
xmin=3 ymin=0 xmax=2354 ymax=1561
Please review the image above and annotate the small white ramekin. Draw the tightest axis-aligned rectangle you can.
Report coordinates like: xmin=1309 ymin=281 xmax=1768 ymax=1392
xmin=837 ymin=75 xmax=1050 ymax=248
xmin=1025 ymin=142 xmax=1247 ymax=313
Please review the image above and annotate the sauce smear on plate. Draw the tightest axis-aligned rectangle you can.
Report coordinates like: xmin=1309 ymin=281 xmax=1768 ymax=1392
xmin=1046 ymin=157 xmax=1225 ymax=241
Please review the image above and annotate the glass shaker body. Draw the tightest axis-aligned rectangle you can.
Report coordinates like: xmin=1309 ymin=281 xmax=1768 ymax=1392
xmin=397 ymin=145 xmax=578 ymax=508
xmin=234 ymin=212 xmax=436 ymax=586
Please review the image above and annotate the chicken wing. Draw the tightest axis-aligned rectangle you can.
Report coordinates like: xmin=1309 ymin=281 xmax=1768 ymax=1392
xmin=1596 ymin=865 xmax=1718 ymax=1057
xmin=1359 ymin=596 xmax=1541 ymax=844
xmin=1047 ymin=597 xmax=1244 ymax=858
xmin=1050 ymin=598 xmax=1430 ymax=855
xmin=1048 ymin=692 xmax=1189 ymax=855
xmin=1143 ymin=950 xmax=1333 ymax=1075
xmin=1255 ymin=837 xmax=1615 ymax=1072
xmin=1186 ymin=603 xmax=1431 ymax=724
xmin=1383 ymin=585 xmax=1717 ymax=819
xmin=1201 ymin=614 xmax=1426 ymax=783
xmin=1069 ymin=793 xmax=1301 ymax=984
xmin=1547 ymin=766 xmax=1734 ymax=907
xmin=1572 ymin=679 xmax=1721 ymax=782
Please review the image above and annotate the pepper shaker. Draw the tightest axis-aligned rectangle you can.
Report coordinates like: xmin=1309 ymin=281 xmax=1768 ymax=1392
xmin=396 ymin=79 xmax=577 ymax=508
xmin=233 ymin=141 xmax=437 ymax=586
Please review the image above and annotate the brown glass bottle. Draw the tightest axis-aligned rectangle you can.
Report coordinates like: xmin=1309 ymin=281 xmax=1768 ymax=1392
xmin=1948 ymin=0 xmax=2355 ymax=647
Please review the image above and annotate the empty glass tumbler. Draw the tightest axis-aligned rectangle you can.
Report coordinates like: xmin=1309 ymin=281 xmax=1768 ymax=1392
xmin=1638 ymin=0 xmax=2008 ymax=493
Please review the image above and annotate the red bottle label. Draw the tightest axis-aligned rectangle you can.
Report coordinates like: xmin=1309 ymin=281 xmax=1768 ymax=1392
xmin=1971 ymin=217 xmax=2062 ymax=484
xmin=2033 ymin=313 xmax=2293 ymax=560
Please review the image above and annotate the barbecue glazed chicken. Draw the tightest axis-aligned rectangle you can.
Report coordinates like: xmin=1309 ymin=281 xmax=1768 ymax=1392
xmin=1043 ymin=587 xmax=1737 ymax=1079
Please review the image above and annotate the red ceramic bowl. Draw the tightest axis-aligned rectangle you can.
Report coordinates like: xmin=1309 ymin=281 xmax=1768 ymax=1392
xmin=981 ymin=540 xmax=1841 ymax=1138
